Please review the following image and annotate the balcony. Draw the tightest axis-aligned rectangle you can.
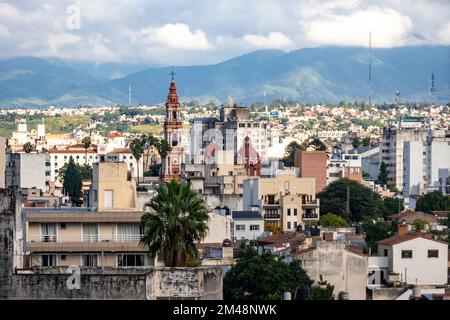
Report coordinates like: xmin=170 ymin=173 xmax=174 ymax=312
xmin=27 ymin=234 xmax=147 ymax=253
xmin=301 ymin=199 xmax=320 ymax=208
xmin=24 ymin=208 xmax=144 ymax=223
xmin=264 ymin=214 xmax=281 ymax=219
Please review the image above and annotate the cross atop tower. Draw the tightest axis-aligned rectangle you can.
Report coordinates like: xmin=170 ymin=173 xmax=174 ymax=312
xmin=170 ymin=68 xmax=176 ymax=81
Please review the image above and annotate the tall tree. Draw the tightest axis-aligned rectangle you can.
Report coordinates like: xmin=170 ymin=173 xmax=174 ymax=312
xmin=141 ymin=180 xmax=209 ymax=267
xmin=377 ymin=161 xmax=388 ymax=185
xmin=223 ymin=247 xmax=312 ymax=300
xmin=282 ymin=141 xmax=301 ymax=167
xmin=155 ymin=139 xmax=171 ymax=177
xmin=62 ymin=156 xmax=83 ymax=206
xmin=382 ymin=197 xmax=405 ymax=217
xmin=23 ymin=142 xmax=33 ymax=153
xmin=129 ymin=138 xmax=144 ymax=186
xmin=317 ymin=178 xmax=384 ymax=221
xmin=416 ymin=190 xmax=450 ymax=213
xmin=320 ymin=213 xmax=350 ymax=227
xmin=81 ymin=136 xmax=92 ymax=165
xmin=362 ymin=218 xmax=392 ymax=254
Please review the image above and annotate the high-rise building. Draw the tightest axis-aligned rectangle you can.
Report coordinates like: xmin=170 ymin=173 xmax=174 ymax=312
xmin=295 ymin=151 xmax=327 ymax=193
xmin=381 ymin=116 xmax=431 ymax=190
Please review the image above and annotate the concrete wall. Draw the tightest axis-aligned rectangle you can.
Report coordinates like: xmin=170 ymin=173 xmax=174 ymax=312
xmin=297 ymin=240 xmax=368 ymax=300
xmin=0 ymin=137 xmax=5 ymax=189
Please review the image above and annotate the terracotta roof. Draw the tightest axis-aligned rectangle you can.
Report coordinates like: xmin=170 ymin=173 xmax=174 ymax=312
xmin=345 ymin=234 xmax=365 ymax=241
xmin=108 ymin=132 xmax=124 ymax=138
xmin=345 ymin=245 xmax=368 ymax=257
xmin=377 ymin=232 xmax=448 ymax=246
xmin=387 ymin=210 xmax=420 ymax=219
xmin=292 ymin=247 xmax=314 ymax=257
xmin=107 ymin=148 xmax=132 ymax=155
xmin=258 ymin=232 xmax=305 ymax=245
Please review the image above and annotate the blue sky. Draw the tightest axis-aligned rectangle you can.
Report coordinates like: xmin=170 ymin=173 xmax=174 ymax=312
xmin=0 ymin=0 xmax=448 ymax=65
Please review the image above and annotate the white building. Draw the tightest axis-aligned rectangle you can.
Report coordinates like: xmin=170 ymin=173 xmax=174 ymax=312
xmin=5 ymin=152 xmax=51 ymax=191
xmin=49 ymin=149 xmax=99 ymax=185
xmin=232 ymin=211 xmax=264 ymax=241
xmin=377 ymin=228 xmax=448 ymax=286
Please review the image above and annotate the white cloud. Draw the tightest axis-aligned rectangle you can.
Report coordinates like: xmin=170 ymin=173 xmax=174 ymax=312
xmin=47 ymin=33 xmax=81 ymax=55
xmin=437 ymin=21 xmax=450 ymax=45
xmin=298 ymin=0 xmax=361 ymax=18
xmin=0 ymin=25 xmax=11 ymax=39
xmin=302 ymin=6 xmax=414 ymax=47
xmin=243 ymin=32 xmax=293 ymax=49
xmin=141 ymin=23 xmax=212 ymax=50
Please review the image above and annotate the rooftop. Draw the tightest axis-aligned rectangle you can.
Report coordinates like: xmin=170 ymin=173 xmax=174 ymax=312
xmin=377 ymin=232 xmax=448 ymax=246
xmin=232 ymin=211 xmax=263 ymax=220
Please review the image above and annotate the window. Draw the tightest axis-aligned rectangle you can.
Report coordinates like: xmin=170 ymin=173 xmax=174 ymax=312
xmin=117 ymin=254 xmax=145 ymax=267
xmin=42 ymin=254 xmax=56 ymax=267
xmin=82 ymin=254 xmax=98 ymax=267
xmin=60 ymin=255 xmax=66 ymax=261
xmin=401 ymin=250 xmax=413 ymax=259
xmin=117 ymin=223 xmax=143 ymax=241
xmin=250 ymin=225 xmax=260 ymax=231
xmin=294 ymin=208 xmax=298 ymax=216
xmin=287 ymin=209 xmax=291 ymax=216
xmin=239 ymin=123 xmax=245 ymax=128
xmin=287 ymin=222 xmax=291 ymax=229
xmin=294 ymin=222 xmax=297 ymax=228
xmin=41 ymin=223 xmax=56 ymax=242
xmin=428 ymin=250 xmax=439 ymax=258
xmin=384 ymin=249 xmax=388 ymax=257
xmin=60 ymin=223 xmax=66 ymax=229
xmin=83 ymin=223 xmax=98 ymax=242
xmin=104 ymin=190 xmax=114 ymax=208
xmin=236 ymin=225 xmax=246 ymax=231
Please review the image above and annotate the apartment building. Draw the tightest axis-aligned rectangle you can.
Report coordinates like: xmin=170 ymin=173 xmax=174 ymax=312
xmin=295 ymin=150 xmax=327 ymax=193
xmin=381 ymin=116 xmax=430 ymax=190
xmin=106 ymin=148 xmax=143 ymax=181
xmin=5 ymin=152 xmax=51 ymax=192
xmin=49 ymin=148 xmax=99 ymax=184
xmin=23 ymin=162 xmax=150 ymax=268
xmin=327 ymin=153 xmax=362 ymax=185
xmin=243 ymin=172 xmax=319 ymax=232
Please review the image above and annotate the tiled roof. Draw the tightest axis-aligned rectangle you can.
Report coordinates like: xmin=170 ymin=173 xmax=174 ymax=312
xmin=377 ymin=232 xmax=448 ymax=246
xmin=345 ymin=245 xmax=367 ymax=256
xmin=258 ymin=232 xmax=305 ymax=246
xmin=432 ymin=211 xmax=449 ymax=218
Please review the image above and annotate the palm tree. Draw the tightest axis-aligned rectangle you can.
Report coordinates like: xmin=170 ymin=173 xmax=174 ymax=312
xmin=155 ymin=139 xmax=171 ymax=178
xmin=140 ymin=180 xmax=209 ymax=267
xmin=141 ymin=133 xmax=158 ymax=175
xmin=81 ymin=136 xmax=92 ymax=165
xmin=129 ymin=138 xmax=144 ymax=186
xmin=23 ymin=142 xmax=33 ymax=153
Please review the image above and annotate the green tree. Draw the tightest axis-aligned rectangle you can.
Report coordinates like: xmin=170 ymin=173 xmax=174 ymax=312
xmin=362 ymin=219 xmax=392 ymax=254
xmin=62 ymin=156 xmax=83 ymax=206
xmin=282 ymin=141 xmax=301 ymax=167
xmin=416 ymin=191 xmax=450 ymax=213
xmin=377 ymin=161 xmax=388 ymax=185
xmin=129 ymin=138 xmax=144 ymax=186
xmin=317 ymin=179 xmax=384 ymax=221
xmin=223 ymin=247 xmax=312 ymax=300
xmin=301 ymin=138 xmax=327 ymax=151
xmin=382 ymin=197 xmax=405 ymax=217
xmin=58 ymin=163 xmax=92 ymax=181
xmin=23 ymin=142 xmax=33 ymax=153
xmin=155 ymin=139 xmax=171 ymax=177
xmin=412 ymin=218 xmax=428 ymax=231
xmin=362 ymin=137 xmax=371 ymax=147
xmin=310 ymin=275 xmax=335 ymax=300
xmin=141 ymin=180 xmax=209 ymax=267
xmin=320 ymin=213 xmax=350 ymax=227
xmin=352 ymin=137 xmax=361 ymax=149
xmin=81 ymin=136 xmax=92 ymax=165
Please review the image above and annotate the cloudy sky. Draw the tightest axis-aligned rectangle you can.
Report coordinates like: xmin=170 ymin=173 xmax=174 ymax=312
xmin=0 ymin=0 xmax=448 ymax=65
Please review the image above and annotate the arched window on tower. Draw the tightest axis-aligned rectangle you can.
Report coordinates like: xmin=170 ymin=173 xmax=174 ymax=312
xmin=172 ymin=110 xmax=177 ymax=120
xmin=172 ymin=133 xmax=178 ymax=147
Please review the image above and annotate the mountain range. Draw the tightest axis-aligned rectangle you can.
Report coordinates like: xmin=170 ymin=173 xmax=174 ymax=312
xmin=0 ymin=45 xmax=448 ymax=107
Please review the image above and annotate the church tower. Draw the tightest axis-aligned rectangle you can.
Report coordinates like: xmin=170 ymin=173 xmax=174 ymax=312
xmin=162 ymin=71 xmax=183 ymax=181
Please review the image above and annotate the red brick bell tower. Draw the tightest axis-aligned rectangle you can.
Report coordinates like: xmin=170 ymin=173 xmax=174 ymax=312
xmin=162 ymin=70 xmax=183 ymax=181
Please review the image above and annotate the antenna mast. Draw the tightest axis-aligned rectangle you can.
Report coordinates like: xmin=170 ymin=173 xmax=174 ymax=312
xmin=368 ymin=30 xmax=372 ymax=107
xmin=128 ymin=82 xmax=132 ymax=106
xmin=430 ymin=71 xmax=436 ymax=105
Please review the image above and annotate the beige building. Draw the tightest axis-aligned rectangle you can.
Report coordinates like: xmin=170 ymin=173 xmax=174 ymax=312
xmin=243 ymin=173 xmax=319 ymax=231
xmin=24 ymin=162 xmax=149 ymax=268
